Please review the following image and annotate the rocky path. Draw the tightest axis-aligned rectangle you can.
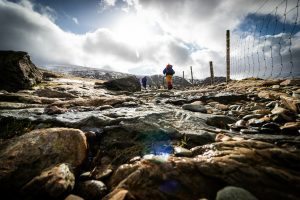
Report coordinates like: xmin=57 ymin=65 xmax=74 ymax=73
xmin=0 ymin=75 xmax=300 ymax=200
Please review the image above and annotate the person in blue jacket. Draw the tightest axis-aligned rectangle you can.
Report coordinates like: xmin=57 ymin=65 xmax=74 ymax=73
xmin=163 ymin=64 xmax=175 ymax=90
xmin=141 ymin=76 xmax=147 ymax=89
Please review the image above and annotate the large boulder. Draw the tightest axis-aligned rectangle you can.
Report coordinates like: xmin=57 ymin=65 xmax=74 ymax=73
xmin=105 ymin=140 xmax=300 ymax=200
xmin=103 ymin=76 xmax=141 ymax=92
xmin=200 ymin=93 xmax=248 ymax=104
xmin=21 ymin=163 xmax=75 ymax=199
xmin=0 ymin=128 xmax=87 ymax=197
xmin=0 ymin=51 xmax=42 ymax=92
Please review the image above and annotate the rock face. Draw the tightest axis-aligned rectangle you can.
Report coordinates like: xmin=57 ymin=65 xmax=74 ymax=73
xmin=0 ymin=128 xmax=87 ymax=196
xmin=105 ymin=140 xmax=300 ymax=200
xmin=21 ymin=163 xmax=75 ymax=199
xmin=103 ymin=76 xmax=141 ymax=92
xmin=0 ymin=75 xmax=300 ymax=199
xmin=0 ymin=51 xmax=42 ymax=92
xmin=216 ymin=186 xmax=258 ymax=200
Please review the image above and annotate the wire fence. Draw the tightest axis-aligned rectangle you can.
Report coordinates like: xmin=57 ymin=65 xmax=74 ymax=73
xmin=231 ymin=0 xmax=300 ymax=80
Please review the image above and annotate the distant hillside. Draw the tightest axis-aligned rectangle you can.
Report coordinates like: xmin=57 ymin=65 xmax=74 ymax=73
xmin=198 ymin=77 xmax=226 ymax=85
xmin=39 ymin=64 xmax=221 ymax=87
xmin=70 ymin=70 xmax=132 ymax=80
xmin=39 ymin=65 xmax=99 ymax=73
xmin=137 ymin=75 xmax=192 ymax=88
xmin=39 ymin=65 xmax=131 ymax=80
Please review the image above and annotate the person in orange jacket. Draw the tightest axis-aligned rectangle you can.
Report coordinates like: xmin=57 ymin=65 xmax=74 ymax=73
xmin=163 ymin=64 xmax=175 ymax=90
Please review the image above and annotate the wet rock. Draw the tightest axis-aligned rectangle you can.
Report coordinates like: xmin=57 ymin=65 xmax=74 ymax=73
xmin=216 ymin=186 xmax=258 ymax=200
xmin=182 ymin=130 xmax=216 ymax=146
xmin=173 ymin=146 xmax=193 ymax=157
xmin=272 ymin=85 xmax=280 ymax=89
xmin=280 ymin=95 xmax=300 ymax=113
xmin=65 ymin=194 xmax=84 ymax=200
xmin=266 ymin=101 xmax=278 ymax=108
xmin=206 ymin=115 xmax=237 ymax=129
xmin=76 ymin=180 xmax=107 ymax=200
xmin=35 ymin=88 xmax=78 ymax=99
xmin=229 ymin=105 xmax=241 ymax=110
xmin=261 ymin=123 xmax=281 ymax=133
xmin=207 ymin=101 xmax=218 ymax=107
xmin=121 ymin=101 xmax=138 ymax=107
xmin=53 ymin=96 xmax=134 ymax=108
xmin=21 ymin=163 xmax=75 ymax=199
xmin=165 ymin=98 xmax=187 ymax=105
xmin=155 ymin=93 xmax=172 ymax=98
xmin=247 ymin=118 xmax=264 ymax=127
xmin=79 ymin=172 xmax=92 ymax=181
xmin=215 ymin=103 xmax=229 ymax=111
xmin=280 ymin=79 xmax=300 ymax=86
xmin=103 ymin=189 xmax=133 ymax=200
xmin=235 ymin=119 xmax=247 ymax=128
xmin=259 ymin=128 xmax=273 ymax=134
xmin=91 ymin=167 xmax=113 ymax=181
xmin=44 ymin=105 xmax=68 ymax=115
xmin=271 ymin=106 xmax=294 ymax=122
xmin=0 ymin=51 xmax=42 ymax=92
xmin=258 ymin=90 xmax=287 ymax=100
xmin=240 ymin=129 xmax=260 ymax=134
xmin=261 ymin=79 xmax=282 ymax=86
xmin=293 ymin=90 xmax=300 ymax=98
xmin=90 ymin=156 xmax=113 ymax=180
xmin=242 ymin=114 xmax=264 ymax=121
xmin=0 ymin=102 xmax=44 ymax=109
xmin=200 ymin=93 xmax=248 ymax=104
xmin=182 ymin=104 xmax=207 ymax=113
xmin=252 ymin=109 xmax=271 ymax=115
xmin=280 ymin=122 xmax=300 ymax=135
xmin=215 ymin=133 xmax=234 ymax=142
xmin=106 ymin=140 xmax=300 ymax=200
xmin=0 ymin=128 xmax=87 ymax=195
xmin=103 ymin=76 xmax=141 ymax=92
xmin=41 ymin=69 xmax=62 ymax=79
xmin=0 ymin=93 xmax=42 ymax=104
xmin=74 ymin=115 xmax=118 ymax=127
xmin=129 ymin=156 xmax=141 ymax=164
xmin=96 ymin=105 xmax=113 ymax=111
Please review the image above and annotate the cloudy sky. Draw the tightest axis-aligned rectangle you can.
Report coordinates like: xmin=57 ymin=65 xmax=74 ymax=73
xmin=0 ymin=0 xmax=299 ymax=79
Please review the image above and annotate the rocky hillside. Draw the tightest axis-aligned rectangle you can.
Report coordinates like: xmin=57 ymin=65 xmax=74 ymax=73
xmin=0 ymin=51 xmax=42 ymax=92
xmin=0 ymin=51 xmax=300 ymax=200
xmin=40 ymin=65 xmax=195 ymax=88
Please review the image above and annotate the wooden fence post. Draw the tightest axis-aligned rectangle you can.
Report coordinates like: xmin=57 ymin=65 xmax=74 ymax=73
xmin=226 ymin=30 xmax=231 ymax=83
xmin=190 ymin=66 xmax=194 ymax=85
xmin=182 ymin=71 xmax=185 ymax=86
xmin=209 ymin=61 xmax=214 ymax=85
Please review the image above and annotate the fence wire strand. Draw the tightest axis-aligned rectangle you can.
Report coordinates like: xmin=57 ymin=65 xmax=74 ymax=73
xmin=232 ymin=0 xmax=299 ymax=80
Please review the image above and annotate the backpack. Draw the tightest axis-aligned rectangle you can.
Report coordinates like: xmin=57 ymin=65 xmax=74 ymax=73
xmin=165 ymin=66 xmax=175 ymax=75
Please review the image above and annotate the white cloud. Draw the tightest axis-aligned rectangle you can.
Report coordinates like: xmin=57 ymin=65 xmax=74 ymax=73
xmin=103 ymin=0 xmax=117 ymax=6
xmin=72 ymin=17 xmax=79 ymax=25
xmin=99 ymin=0 xmax=118 ymax=10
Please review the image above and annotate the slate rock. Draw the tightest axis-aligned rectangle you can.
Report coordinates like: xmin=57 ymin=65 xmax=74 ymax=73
xmin=0 ymin=51 xmax=42 ymax=92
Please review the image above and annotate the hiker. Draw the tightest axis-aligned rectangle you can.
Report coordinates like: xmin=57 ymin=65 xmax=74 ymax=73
xmin=141 ymin=76 xmax=147 ymax=89
xmin=163 ymin=64 xmax=175 ymax=90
